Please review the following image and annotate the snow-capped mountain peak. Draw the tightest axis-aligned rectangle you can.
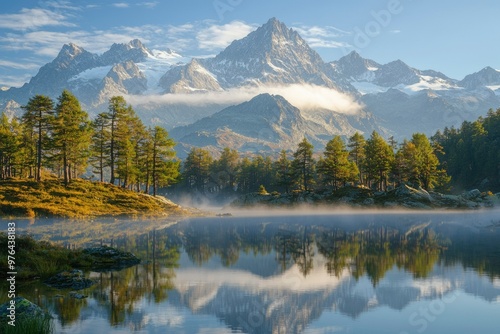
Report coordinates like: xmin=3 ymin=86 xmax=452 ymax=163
xmin=460 ymin=66 xmax=500 ymax=90
xmin=101 ymin=39 xmax=153 ymax=65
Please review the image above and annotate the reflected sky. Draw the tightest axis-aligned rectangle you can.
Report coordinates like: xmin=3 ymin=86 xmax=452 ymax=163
xmin=3 ymin=211 xmax=500 ymax=333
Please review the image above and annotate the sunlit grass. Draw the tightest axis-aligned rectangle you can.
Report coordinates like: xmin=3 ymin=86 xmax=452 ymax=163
xmin=0 ymin=176 xmax=189 ymax=218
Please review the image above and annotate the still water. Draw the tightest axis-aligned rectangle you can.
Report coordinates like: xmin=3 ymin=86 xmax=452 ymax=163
xmin=6 ymin=211 xmax=500 ymax=333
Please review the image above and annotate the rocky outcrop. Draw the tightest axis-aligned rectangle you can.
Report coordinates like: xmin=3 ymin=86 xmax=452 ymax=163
xmin=82 ymin=246 xmax=141 ymax=270
xmin=230 ymin=185 xmax=497 ymax=210
xmin=44 ymin=269 xmax=95 ymax=290
xmin=0 ymin=297 xmax=49 ymax=322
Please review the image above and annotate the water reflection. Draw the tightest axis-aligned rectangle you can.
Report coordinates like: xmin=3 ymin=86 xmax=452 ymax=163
xmin=4 ymin=213 xmax=500 ymax=333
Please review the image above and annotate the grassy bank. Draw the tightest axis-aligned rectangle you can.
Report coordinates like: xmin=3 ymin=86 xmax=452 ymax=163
xmin=0 ymin=176 xmax=188 ymax=218
xmin=0 ymin=233 xmax=99 ymax=280
xmin=0 ymin=313 xmax=53 ymax=334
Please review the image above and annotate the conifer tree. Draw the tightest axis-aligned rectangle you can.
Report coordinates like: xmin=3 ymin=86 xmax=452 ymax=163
xmin=52 ymin=90 xmax=92 ymax=186
xmin=292 ymin=137 xmax=315 ymax=192
xmin=364 ymin=131 xmax=394 ymax=191
xmin=408 ymin=133 xmax=442 ymax=190
xmin=319 ymin=136 xmax=358 ymax=190
xmin=106 ymin=96 xmax=128 ymax=185
xmin=89 ymin=113 xmax=110 ymax=182
xmin=21 ymin=95 xmax=54 ymax=181
xmin=150 ymin=126 xmax=179 ymax=196
xmin=183 ymin=148 xmax=213 ymax=193
xmin=274 ymin=150 xmax=293 ymax=193
xmin=348 ymin=132 xmax=366 ymax=184
xmin=0 ymin=114 xmax=21 ymax=179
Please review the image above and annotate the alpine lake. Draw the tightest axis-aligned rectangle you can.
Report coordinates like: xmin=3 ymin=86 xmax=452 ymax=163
xmin=3 ymin=209 xmax=500 ymax=334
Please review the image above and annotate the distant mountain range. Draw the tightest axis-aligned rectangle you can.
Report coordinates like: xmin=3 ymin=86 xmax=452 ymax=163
xmin=2 ymin=17 xmax=500 ymax=157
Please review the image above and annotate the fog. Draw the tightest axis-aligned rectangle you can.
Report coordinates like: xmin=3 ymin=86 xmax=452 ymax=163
xmin=212 ymin=206 xmax=500 ymax=229
xmin=126 ymin=83 xmax=363 ymax=115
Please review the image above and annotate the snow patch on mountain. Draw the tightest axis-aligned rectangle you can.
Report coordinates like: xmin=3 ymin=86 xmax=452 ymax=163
xmin=137 ymin=51 xmax=186 ymax=93
xmin=69 ymin=66 xmax=114 ymax=83
xmin=396 ymin=75 xmax=462 ymax=95
xmin=351 ymin=82 xmax=390 ymax=95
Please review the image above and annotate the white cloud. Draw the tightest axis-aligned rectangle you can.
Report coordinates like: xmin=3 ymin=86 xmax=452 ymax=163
xmin=0 ymin=60 xmax=40 ymax=70
xmin=127 ymin=84 xmax=363 ymax=115
xmin=0 ymin=26 xmax=160 ymax=57
xmin=138 ymin=2 xmax=159 ymax=8
xmin=0 ymin=74 xmax=33 ymax=88
xmin=112 ymin=2 xmax=129 ymax=8
xmin=0 ymin=8 xmax=74 ymax=31
xmin=293 ymin=25 xmax=351 ymax=49
xmin=196 ymin=21 xmax=256 ymax=50
xmin=167 ymin=24 xmax=195 ymax=35
xmin=43 ymin=1 xmax=82 ymax=11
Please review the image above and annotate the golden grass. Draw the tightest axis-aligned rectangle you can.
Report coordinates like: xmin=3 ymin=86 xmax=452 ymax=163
xmin=0 ymin=176 xmax=189 ymax=218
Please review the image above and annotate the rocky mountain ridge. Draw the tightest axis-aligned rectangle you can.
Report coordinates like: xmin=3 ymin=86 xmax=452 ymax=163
xmin=1 ymin=18 xmax=500 ymax=156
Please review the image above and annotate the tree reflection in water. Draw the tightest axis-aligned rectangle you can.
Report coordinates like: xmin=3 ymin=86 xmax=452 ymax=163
xmin=8 ymin=215 xmax=500 ymax=331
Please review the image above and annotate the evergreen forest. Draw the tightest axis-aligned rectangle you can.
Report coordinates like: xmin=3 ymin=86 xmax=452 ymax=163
xmin=1 ymin=91 xmax=500 ymax=201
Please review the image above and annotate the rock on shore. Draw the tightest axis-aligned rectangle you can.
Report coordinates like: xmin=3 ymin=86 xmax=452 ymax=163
xmin=230 ymin=185 xmax=499 ymax=209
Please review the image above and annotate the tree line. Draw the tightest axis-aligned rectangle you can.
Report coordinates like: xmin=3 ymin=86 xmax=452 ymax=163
xmin=1 ymin=90 xmax=458 ymax=198
xmin=432 ymin=108 xmax=500 ymax=192
xmin=175 ymin=130 xmax=450 ymax=198
xmin=0 ymin=91 xmax=178 ymax=195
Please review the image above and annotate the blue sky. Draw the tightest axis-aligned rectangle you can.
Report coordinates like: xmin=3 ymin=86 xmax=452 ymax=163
xmin=1 ymin=0 xmax=499 ymax=87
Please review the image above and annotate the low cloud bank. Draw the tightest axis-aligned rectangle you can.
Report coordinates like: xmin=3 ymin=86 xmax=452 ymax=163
xmin=127 ymin=84 xmax=363 ymax=115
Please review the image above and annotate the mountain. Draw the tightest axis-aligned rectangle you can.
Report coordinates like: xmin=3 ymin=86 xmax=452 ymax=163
xmin=170 ymin=93 xmax=313 ymax=155
xmin=332 ymin=51 xmax=381 ymax=80
xmin=0 ymin=39 xmax=184 ymax=110
xmin=157 ymin=17 xmax=355 ymax=95
xmin=100 ymin=39 xmax=152 ymax=65
xmin=460 ymin=66 xmax=500 ymax=90
xmin=159 ymin=59 xmax=222 ymax=93
xmin=170 ymin=93 xmax=384 ymax=157
xmin=2 ymin=17 xmax=500 ymax=154
xmin=332 ymin=51 xmax=457 ymax=91
xmin=332 ymin=51 xmax=499 ymax=135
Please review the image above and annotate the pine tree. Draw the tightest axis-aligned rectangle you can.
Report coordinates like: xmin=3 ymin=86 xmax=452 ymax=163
xmin=319 ymin=136 xmax=358 ymax=190
xmin=212 ymin=147 xmax=239 ymax=193
xmin=150 ymin=126 xmax=179 ymax=196
xmin=364 ymin=131 xmax=394 ymax=191
xmin=274 ymin=150 xmax=293 ymax=193
xmin=0 ymin=114 xmax=21 ymax=179
xmin=183 ymin=148 xmax=213 ymax=193
xmin=21 ymin=95 xmax=54 ymax=181
xmin=106 ymin=96 xmax=128 ymax=185
xmin=236 ymin=157 xmax=252 ymax=194
xmin=409 ymin=133 xmax=443 ymax=190
xmin=52 ymin=90 xmax=92 ymax=186
xmin=89 ymin=113 xmax=110 ymax=182
xmin=348 ymin=132 xmax=366 ymax=185
xmin=292 ymin=137 xmax=315 ymax=192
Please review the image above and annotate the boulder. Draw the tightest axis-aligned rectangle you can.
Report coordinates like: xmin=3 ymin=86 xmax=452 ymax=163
xmin=83 ymin=246 xmax=141 ymax=270
xmin=45 ymin=269 xmax=95 ymax=290
xmin=394 ymin=184 xmax=433 ymax=203
xmin=0 ymin=297 xmax=49 ymax=322
xmin=461 ymin=189 xmax=481 ymax=200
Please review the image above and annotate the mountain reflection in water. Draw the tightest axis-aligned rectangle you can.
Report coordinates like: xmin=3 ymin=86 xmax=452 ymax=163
xmin=5 ymin=212 xmax=500 ymax=333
